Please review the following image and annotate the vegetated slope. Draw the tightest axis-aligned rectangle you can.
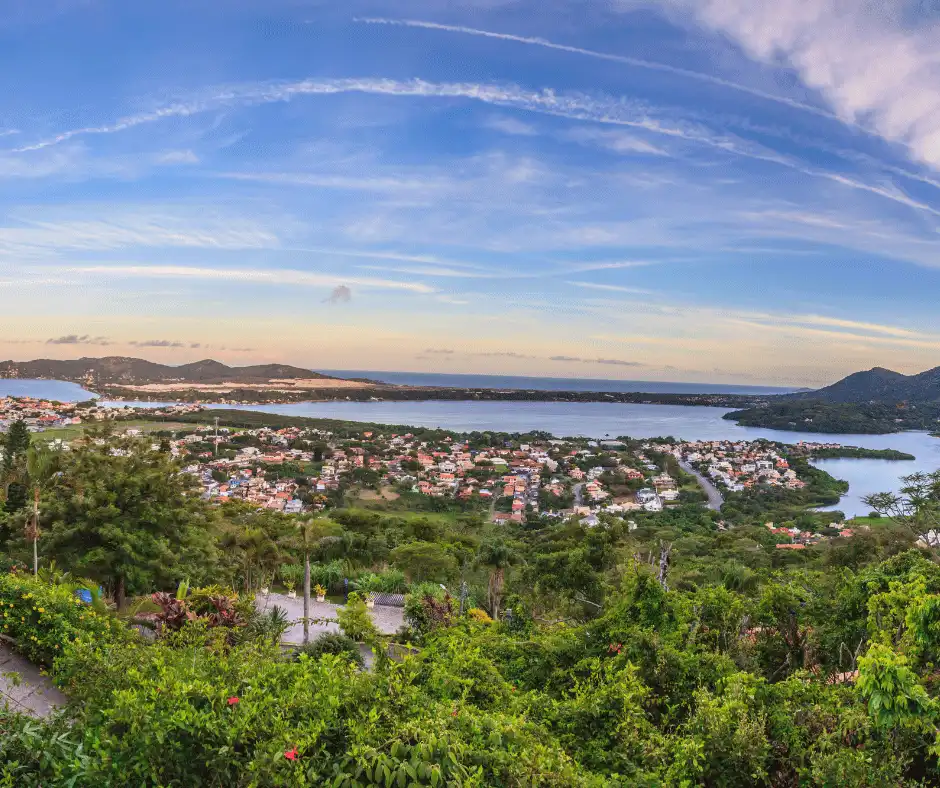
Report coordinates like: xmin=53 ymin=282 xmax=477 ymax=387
xmin=0 ymin=356 xmax=335 ymax=385
xmin=790 ymin=366 xmax=940 ymax=404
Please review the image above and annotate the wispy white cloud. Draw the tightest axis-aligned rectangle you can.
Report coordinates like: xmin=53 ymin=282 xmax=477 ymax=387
xmin=155 ymin=149 xmax=200 ymax=165
xmin=10 ymin=74 xmax=938 ymax=224
xmin=357 ymin=17 xmax=843 ymax=124
xmin=661 ymin=0 xmax=940 ymax=170
xmin=566 ymin=280 xmax=653 ymax=294
xmin=357 ymin=264 xmax=496 ymax=278
xmin=66 ymin=264 xmax=435 ymax=293
xmin=0 ymin=208 xmax=290 ymax=257
xmin=561 ymin=126 xmax=668 ymax=156
xmin=482 ymin=115 xmax=539 ymax=136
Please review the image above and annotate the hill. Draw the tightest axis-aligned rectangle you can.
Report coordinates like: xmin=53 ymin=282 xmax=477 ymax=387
xmin=790 ymin=365 xmax=940 ymax=404
xmin=0 ymin=356 xmax=335 ymax=386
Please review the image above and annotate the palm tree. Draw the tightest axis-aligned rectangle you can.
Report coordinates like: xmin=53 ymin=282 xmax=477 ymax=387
xmin=25 ymin=446 xmax=61 ymax=576
xmin=476 ymin=539 xmax=518 ymax=621
xmin=296 ymin=517 xmax=334 ymax=645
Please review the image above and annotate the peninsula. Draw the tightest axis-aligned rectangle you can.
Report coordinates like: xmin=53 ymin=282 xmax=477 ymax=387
xmin=0 ymin=356 xmax=766 ymax=408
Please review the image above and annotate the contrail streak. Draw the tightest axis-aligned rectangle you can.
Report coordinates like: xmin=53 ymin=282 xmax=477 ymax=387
xmin=356 ymin=17 xmax=847 ymax=126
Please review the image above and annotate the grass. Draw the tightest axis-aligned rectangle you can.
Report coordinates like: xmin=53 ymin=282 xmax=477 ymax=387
xmin=34 ymin=420 xmax=193 ymax=443
xmin=355 ymin=487 xmax=401 ymax=502
xmin=845 ymin=516 xmax=888 ymax=527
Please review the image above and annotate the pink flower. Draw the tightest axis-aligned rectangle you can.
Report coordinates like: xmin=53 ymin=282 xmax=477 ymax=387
xmin=284 ymin=748 xmax=299 ymax=761
xmin=227 ymin=696 xmax=240 ymax=706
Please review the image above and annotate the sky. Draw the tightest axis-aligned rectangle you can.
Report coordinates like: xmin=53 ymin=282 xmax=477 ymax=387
xmin=3 ymin=0 xmax=940 ymax=387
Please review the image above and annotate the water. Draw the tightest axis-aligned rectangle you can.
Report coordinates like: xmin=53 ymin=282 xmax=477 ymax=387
xmin=0 ymin=379 xmax=96 ymax=402
xmin=15 ymin=375 xmax=933 ymax=517
xmin=318 ymin=370 xmax=801 ymax=396
xmin=181 ymin=400 xmax=939 ymax=518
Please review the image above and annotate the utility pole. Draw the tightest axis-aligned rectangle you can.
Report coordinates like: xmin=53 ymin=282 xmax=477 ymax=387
xmin=214 ymin=416 xmax=219 ymax=457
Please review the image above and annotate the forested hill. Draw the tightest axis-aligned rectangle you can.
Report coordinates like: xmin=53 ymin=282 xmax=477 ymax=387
xmin=0 ymin=357 xmax=335 ymax=386
xmin=790 ymin=365 xmax=940 ymax=404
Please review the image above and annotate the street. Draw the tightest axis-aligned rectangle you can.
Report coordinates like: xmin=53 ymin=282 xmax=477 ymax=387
xmin=678 ymin=460 xmax=724 ymax=511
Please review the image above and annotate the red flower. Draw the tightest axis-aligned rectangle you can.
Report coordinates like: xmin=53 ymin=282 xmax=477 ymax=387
xmin=284 ymin=748 xmax=299 ymax=761
xmin=451 ymin=707 xmax=458 ymax=717
xmin=227 ymin=696 xmax=240 ymax=706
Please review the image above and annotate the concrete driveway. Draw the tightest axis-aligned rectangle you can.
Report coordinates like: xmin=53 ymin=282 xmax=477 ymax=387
xmin=256 ymin=592 xmax=404 ymax=645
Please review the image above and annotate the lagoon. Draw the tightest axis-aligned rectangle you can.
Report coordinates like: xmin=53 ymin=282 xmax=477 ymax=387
xmin=0 ymin=379 xmax=96 ymax=401
xmin=7 ymin=378 xmax=933 ymax=519
xmin=204 ymin=400 xmax=940 ymax=518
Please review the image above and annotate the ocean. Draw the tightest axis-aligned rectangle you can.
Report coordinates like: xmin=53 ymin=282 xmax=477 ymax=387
xmin=317 ymin=370 xmax=800 ymax=396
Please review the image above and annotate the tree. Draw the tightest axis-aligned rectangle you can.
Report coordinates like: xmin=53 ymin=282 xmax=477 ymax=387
xmin=42 ymin=440 xmax=215 ymax=609
xmin=295 ymin=517 xmax=335 ymax=645
xmin=864 ymin=471 xmax=940 ymax=541
xmin=476 ymin=539 xmax=519 ymax=621
xmin=25 ymin=446 xmax=61 ymax=576
xmin=389 ymin=541 xmax=457 ymax=584
xmin=2 ymin=419 xmax=30 ymax=510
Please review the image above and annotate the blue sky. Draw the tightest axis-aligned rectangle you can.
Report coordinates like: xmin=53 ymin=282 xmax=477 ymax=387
xmin=2 ymin=0 xmax=940 ymax=386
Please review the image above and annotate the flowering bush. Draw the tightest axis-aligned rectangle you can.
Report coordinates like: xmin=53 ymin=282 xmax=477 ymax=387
xmin=0 ymin=572 xmax=128 ymax=667
xmin=467 ymin=607 xmax=493 ymax=624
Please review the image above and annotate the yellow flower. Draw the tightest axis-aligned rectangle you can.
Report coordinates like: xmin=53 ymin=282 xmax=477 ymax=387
xmin=37 ymin=608 xmax=44 ymax=613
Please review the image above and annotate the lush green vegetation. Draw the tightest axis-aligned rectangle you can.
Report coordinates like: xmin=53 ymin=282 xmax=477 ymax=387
xmin=802 ymin=446 xmax=916 ymax=460
xmin=6 ymin=422 xmax=940 ymax=784
xmin=726 ymin=400 xmax=940 ymax=434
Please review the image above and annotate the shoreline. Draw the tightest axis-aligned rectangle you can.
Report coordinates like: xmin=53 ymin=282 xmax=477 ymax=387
xmin=98 ymin=384 xmax=765 ymax=409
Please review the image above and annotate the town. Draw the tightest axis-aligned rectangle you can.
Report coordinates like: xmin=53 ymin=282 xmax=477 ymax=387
xmin=2 ymin=396 xmax=874 ymax=547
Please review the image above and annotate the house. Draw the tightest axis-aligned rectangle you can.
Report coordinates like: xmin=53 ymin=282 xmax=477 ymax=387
xmin=643 ymin=497 xmax=663 ymax=512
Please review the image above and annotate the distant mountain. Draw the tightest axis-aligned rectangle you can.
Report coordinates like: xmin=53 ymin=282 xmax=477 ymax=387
xmin=0 ymin=357 xmax=336 ymax=386
xmin=790 ymin=366 xmax=940 ymax=403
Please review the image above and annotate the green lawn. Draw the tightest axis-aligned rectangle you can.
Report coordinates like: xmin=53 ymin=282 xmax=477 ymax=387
xmin=845 ymin=516 xmax=888 ymax=527
xmin=34 ymin=420 xmax=193 ymax=443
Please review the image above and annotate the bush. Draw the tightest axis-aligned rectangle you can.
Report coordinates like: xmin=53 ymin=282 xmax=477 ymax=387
xmin=336 ymin=592 xmax=379 ymax=643
xmin=0 ymin=572 xmax=129 ymax=667
xmin=353 ymin=568 xmax=408 ymax=594
xmin=404 ymin=584 xmax=456 ymax=639
xmin=467 ymin=607 xmax=493 ymax=624
xmin=294 ymin=632 xmax=363 ymax=666
xmin=40 ymin=623 xmax=591 ymax=787
xmin=308 ymin=560 xmax=344 ymax=592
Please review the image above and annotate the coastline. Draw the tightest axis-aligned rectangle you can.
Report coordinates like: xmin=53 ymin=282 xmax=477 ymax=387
xmin=97 ymin=383 xmax=765 ymax=409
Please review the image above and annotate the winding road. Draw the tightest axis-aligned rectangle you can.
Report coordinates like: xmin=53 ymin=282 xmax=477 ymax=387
xmin=678 ymin=461 xmax=724 ymax=511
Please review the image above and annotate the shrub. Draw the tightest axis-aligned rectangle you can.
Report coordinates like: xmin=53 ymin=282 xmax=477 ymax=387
xmin=337 ymin=592 xmax=380 ymax=643
xmin=308 ymin=560 xmax=344 ymax=592
xmin=467 ymin=607 xmax=493 ymax=624
xmin=278 ymin=564 xmax=303 ymax=592
xmin=404 ymin=584 xmax=456 ymax=639
xmin=187 ymin=585 xmax=255 ymax=621
xmin=294 ymin=633 xmax=363 ymax=666
xmin=42 ymin=624 xmax=591 ymax=787
xmin=0 ymin=572 xmax=128 ymax=667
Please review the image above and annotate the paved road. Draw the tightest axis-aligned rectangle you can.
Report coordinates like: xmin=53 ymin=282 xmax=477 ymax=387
xmin=0 ymin=643 xmax=66 ymax=718
xmin=573 ymin=482 xmax=585 ymax=508
xmin=678 ymin=461 xmax=724 ymax=511
xmin=256 ymin=592 xmax=404 ymax=644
